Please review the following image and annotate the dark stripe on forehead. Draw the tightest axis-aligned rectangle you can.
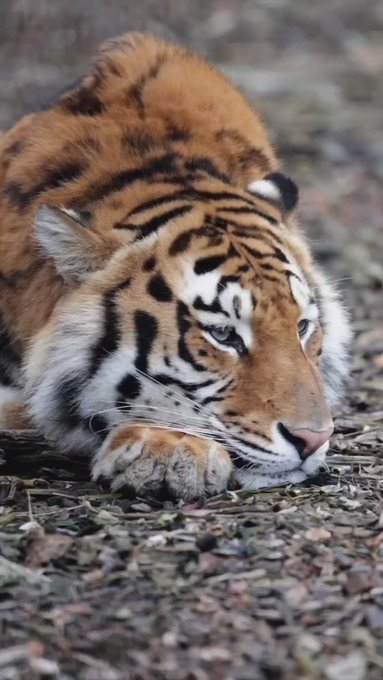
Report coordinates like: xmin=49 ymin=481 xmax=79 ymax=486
xmin=218 ymin=274 xmax=240 ymax=289
xmin=239 ymin=242 xmax=286 ymax=264
xmin=193 ymin=296 xmax=227 ymax=315
xmin=169 ymin=225 xmax=226 ymax=256
xmin=120 ymin=186 xmax=263 ymax=231
xmin=128 ymin=191 xmax=186 ymax=217
xmin=194 ymin=255 xmax=227 ymax=275
xmin=116 ymin=205 xmax=193 ymax=240
xmin=134 ymin=311 xmax=158 ymax=373
xmin=226 ymin=224 xmax=284 ymax=248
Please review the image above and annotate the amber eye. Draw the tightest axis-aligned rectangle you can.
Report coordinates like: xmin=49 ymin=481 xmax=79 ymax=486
xmin=298 ymin=319 xmax=310 ymax=337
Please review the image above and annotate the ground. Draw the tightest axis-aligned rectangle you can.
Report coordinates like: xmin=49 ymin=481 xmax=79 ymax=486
xmin=0 ymin=1 xmax=383 ymax=678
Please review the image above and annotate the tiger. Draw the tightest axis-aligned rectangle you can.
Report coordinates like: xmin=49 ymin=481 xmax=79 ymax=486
xmin=0 ymin=33 xmax=351 ymax=501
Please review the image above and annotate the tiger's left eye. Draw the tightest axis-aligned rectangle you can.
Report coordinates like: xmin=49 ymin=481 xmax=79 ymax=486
xmin=210 ymin=326 xmax=233 ymax=343
xmin=298 ymin=319 xmax=310 ymax=337
xmin=208 ymin=326 xmax=247 ymax=356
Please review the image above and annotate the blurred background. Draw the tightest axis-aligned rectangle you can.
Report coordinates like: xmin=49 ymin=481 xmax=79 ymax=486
xmin=1 ymin=0 xmax=383 ymax=342
xmin=1 ymin=6 xmax=383 ymax=676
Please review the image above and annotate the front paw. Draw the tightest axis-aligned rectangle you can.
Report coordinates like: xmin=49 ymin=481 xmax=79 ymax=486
xmin=91 ymin=426 xmax=233 ymax=501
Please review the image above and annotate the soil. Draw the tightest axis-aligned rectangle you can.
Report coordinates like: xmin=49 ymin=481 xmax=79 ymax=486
xmin=0 ymin=1 xmax=382 ymax=678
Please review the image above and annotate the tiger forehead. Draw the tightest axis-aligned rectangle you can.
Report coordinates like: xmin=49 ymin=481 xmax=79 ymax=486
xmin=163 ymin=232 xmax=309 ymax=317
xmin=165 ymin=222 xmax=304 ymax=291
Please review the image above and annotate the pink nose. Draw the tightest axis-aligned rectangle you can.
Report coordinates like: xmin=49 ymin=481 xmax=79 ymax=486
xmin=291 ymin=426 xmax=334 ymax=459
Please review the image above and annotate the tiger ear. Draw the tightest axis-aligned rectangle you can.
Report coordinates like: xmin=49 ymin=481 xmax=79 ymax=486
xmin=247 ymin=172 xmax=299 ymax=215
xmin=35 ymin=206 xmax=106 ymax=281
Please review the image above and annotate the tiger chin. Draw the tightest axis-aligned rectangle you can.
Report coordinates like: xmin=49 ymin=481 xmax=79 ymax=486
xmin=0 ymin=33 xmax=351 ymax=502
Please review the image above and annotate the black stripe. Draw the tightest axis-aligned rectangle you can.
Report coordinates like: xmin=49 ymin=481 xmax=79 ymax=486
xmin=194 ymin=255 xmax=227 ymax=275
xmin=84 ymin=414 xmax=108 ymax=439
xmin=54 ymin=374 xmax=85 ymax=429
xmin=218 ymin=205 xmax=278 ymax=225
xmin=83 ymin=153 xmax=180 ymax=204
xmin=229 ymin=225 xmax=284 ymax=248
xmin=128 ymin=191 xmax=184 ymax=217
xmin=126 ymin=54 xmax=167 ymax=118
xmin=166 ymin=122 xmax=191 ymax=142
xmin=0 ymin=317 xmax=22 ymax=386
xmin=215 ymin=129 xmax=272 ymax=173
xmin=153 ymin=373 xmax=215 ymax=393
xmin=116 ymin=205 xmax=193 ymax=240
xmin=259 ymin=262 xmax=278 ymax=272
xmin=262 ymin=274 xmax=283 ymax=285
xmin=143 ymin=256 xmax=157 ymax=272
xmin=286 ymin=270 xmax=303 ymax=283
xmin=218 ymin=275 xmax=240 ymax=289
xmin=193 ymin=296 xmax=225 ymax=315
xmin=190 ymin=188 xmax=258 ymax=207
xmin=147 ymin=274 xmax=173 ymax=302
xmin=229 ymin=451 xmax=256 ymax=470
xmin=134 ymin=311 xmax=158 ymax=373
xmin=168 ymin=229 xmax=194 ymax=256
xmin=239 ymin=244 xmax=288 ymax=270
xmin=136 ymin=205 xmax=193 ymax=240
xmin=200 ymin=395 xmax=226 ymax=405
xmin=274 ymin=248 xmax=289 ymax=263
xmin=128 ymin=188 xmax=260 ymax=222
xmin=4 ymin=162 xmax=85 ymax=211
xmin=278 ymin=424 xmax=305 ymax=455
xmin=200 ymin=378 xmax=234 ymax=406
xmin=117 ymin=374 xmax=142 ymax=405
xmin=60 ymin=87 xmax=105 ymax=116
xmin=184 ymin=157 xmax=231 ymax=183
xmin=122 ymin=131 xmax=157 ymax=155
xmin=229 ymin=434 xmax=272 ymax=455
xmin=89 ymin=278 xmax=131 ymax=375
xmin=177 ymin=302 xmax=205 ymax=372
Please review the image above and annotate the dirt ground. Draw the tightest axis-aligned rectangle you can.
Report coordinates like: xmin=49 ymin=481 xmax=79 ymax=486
xmin=0 ymin=1 xmax=383 ymax=678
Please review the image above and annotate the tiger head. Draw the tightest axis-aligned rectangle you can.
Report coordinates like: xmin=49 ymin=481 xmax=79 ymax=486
xmin=27 ymin=172 xmax=351 ymax=489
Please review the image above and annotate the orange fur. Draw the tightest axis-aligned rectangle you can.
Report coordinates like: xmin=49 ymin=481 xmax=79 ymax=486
xmin=0 ymin=33 xmax=350 ymax=498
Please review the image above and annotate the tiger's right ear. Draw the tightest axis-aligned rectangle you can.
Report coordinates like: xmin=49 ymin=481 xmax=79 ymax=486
xmin=248 ymin=172 xmax=299 ymax=215
xmin=35 ymin=206 xmax=107 ymax=282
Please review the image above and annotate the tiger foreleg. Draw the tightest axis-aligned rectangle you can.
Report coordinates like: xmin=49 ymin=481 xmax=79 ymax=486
xmin=91 ymin=425 xmax=234 ymax=501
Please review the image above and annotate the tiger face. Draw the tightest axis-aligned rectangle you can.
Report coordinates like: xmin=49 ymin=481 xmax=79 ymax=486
xmin=25 ymin=173 xmax=350 ymax=489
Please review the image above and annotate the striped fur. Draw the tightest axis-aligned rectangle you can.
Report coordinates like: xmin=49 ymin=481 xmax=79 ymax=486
xmin=0 ymin=33 xmax=351 ymax=499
